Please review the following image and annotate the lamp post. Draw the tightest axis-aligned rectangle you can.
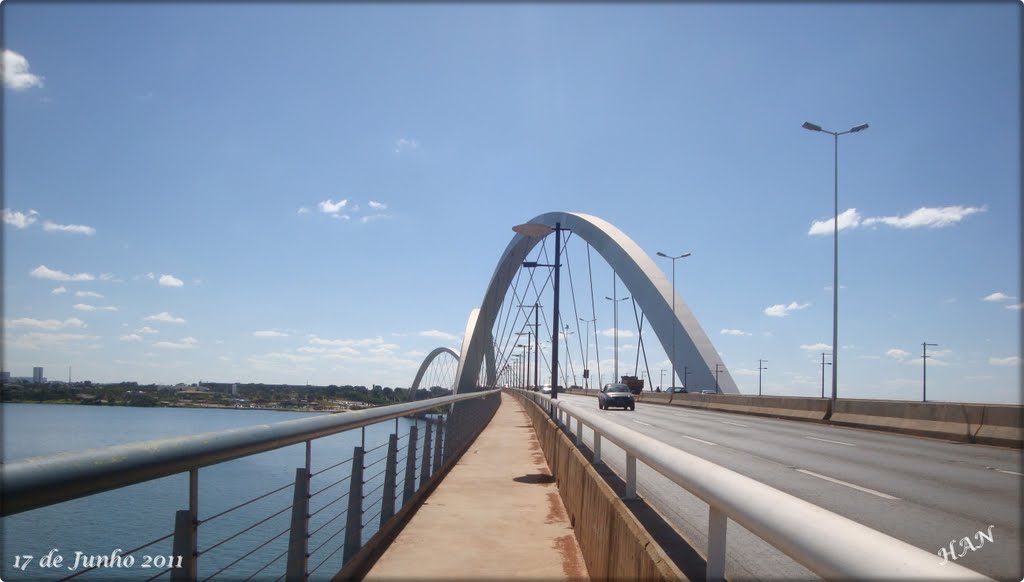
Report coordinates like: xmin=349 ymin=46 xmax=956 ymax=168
xmin=820 ymin=352 xmax=832 ymax=398
xmin=561 ymin=325 xmax=575 ymax=388
xmin=656 ymin=251 xmax=691 ymax=390
xmin=684 ymin=366 xmax=691 ymax=390
xmin=714 ymin=363 xmax=723 ymax=394
xmin=579 ymin=317 xmax=596 ymax=390
xmin=605 ymin=294 xmax=630 ymax=384
xmin=758 ymin=359 xmax=768 ymax=396
xmin=922 ymin=342 xmax=937 ymax=402
xmin=802 ymin=120 xmax=868 ymax=406
xmin=514 ymin=221 xmax=565 ymax=398
xmin=516 ymin=337 xmax=529 ymax=390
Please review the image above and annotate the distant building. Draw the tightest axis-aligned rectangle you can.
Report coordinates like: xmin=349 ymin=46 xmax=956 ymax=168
xmin=33 ymin=367 xmax=44 ymax=383
xmin=1 ymin=371 xmax=10 ymax=382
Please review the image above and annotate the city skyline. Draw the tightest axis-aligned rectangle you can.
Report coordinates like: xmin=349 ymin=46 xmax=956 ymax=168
xmin=2 ymin=3 xmax=1019 ymax=403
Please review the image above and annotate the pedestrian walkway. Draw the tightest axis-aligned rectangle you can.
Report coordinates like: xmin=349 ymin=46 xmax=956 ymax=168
xmin=365 ymin=392 xmax=589 ymax=580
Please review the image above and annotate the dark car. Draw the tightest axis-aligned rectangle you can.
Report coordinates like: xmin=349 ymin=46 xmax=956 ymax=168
xmin=669 ymin=387 xmax=688 ymax=394
xmin=598 ymin=383 xmax=635 ymax=411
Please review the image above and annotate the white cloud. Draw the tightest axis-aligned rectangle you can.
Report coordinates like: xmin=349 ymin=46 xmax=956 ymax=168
xmin=137 ymin=326 xmax=159 ymax=334
xmin=99 ymin=273 xmax=120 ymax=282
xmin=144 ymin=311 xmax=186 ymax=324
xmin=297 ymin=207 xmax=311 ymax=215
xmin=2 ymin=50 xmax=44 ymax=90
xmin=153 ymin=337 xmax=199 ymax=349
xmin=73 ymin=303 xmax=118 ymax=312
xmin=721 ymin=329 xmax=752 ymax=337
xmin=808 ymin=208 xmax=862 ymax=236
xmin=75 ymin=291 xmax=104 ymax=298
xmin=419 ymin=330 xmax=460 ymax=341
xmin=5 ymin=317 xmax=86 ymax=330
xmin=42 ymin=221 xmax=96 ymax=236
xmin=360 ymin=214 xmax=390 ymax=223
xmin=30 ymin=265 xmax=95 ymax=282
xmin=52 ymin=286 xmax=67 ymax=295
xmin=886 ymin=348 xmax=911 ymax=360
xmin=253 ymin=330 xmax=289 ymax=338
xmin=800 ymin=342 xmax=832 ymax=351
xmin=159 ymin=274 xmax=184 ymax=287
xmin=318 ymin=199 xmax=348 ymax=214
xmin=394 ymin=138 xmax=419 ymax=153
xmin=1007 ymin=303 xmax=1023 ymax=311
xmin=763 ymin=302 xmax=810 ymax=317
xmin=990 ymin=356 xmax=1020 ymax=366
xmin=120 ymin=334 xmax=143 ymax=342
xmin=368 ymin=200 xmax=388 ymax=210
xmin=597 ymin=328 xmax=636 ymax=338
xmin=863 ymin=206 xmax=986 ymax=229
xmin=7 ymin=332 xmax=100 ymax=350
xmin=982 ymin=292 xmax=1013 ymax=302
xmin=3 ymin=208 xmax=39 ymax=229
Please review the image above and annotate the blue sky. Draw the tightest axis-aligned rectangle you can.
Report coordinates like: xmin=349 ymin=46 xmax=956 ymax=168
xmin=2 ymin=3 xmax=1019 ymax=403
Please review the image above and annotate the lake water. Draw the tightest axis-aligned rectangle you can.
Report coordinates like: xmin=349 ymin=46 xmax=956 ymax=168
xmin=1 ymin=403 xmax=426 ymax=581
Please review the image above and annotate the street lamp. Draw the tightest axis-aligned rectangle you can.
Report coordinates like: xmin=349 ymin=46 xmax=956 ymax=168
xmin=922 ymin=342 xmax=937 ymax=402
xmin=515 ymin=336 xmax=529 ymax=390
xmin=820 ymin=352 xmax=832 ymax=398
xmin=758 ymin=359 xmax=768 ymax=396
xmin=714 ymin=363 xmax=723 ymax=393
xmin=579 ymin=317 xmax=597 ymax=390
xmin=656 ymin=251 xmax=691 ymax=391
xmin=605 ymin=294 xmax=630 ymax=385
xmin=802 ymin=120 xmax=869 ymax=406
xmin=514 ymin=221 xmax=565 ymax=399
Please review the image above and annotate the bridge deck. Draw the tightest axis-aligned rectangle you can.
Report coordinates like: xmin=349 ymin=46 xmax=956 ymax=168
xmin=366 ymin=392 xmax=589 ymax=580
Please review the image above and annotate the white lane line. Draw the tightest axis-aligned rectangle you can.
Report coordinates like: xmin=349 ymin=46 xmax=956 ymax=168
xmin=681 ymin=435 xmax=717 ymax=446
xmin=796 ymin=469 xmax=900 ymax=500
xmin=631 ymin=419 xmax=653 ymax=427
xmin=720 ymin=420 xmax=748 ymax=428
xmin=994 ymin=468 xmax=1023 ymax=476
xmin=805 ymin=436 xmax=856 ymax=447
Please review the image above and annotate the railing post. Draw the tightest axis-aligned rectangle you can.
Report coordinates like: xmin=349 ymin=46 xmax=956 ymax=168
xmin=593 ymin=432 xmax=602 ymax=464
xmin=285 ymin=467 xmax=310 ymax=581
xmin=625 ymin=452 xmax=636 ymax=499
xmin=403 ymin=425 xmax=418 ymax=507
xmin=707 ymin=506 xmax=728 ymax=582
xmin=343 ymin=446 xmax=364 ymax=564
xmin=171 ymin=468 xmax=198 ymax=582
xmin=171 ymin=510 xmax=195 ymax=582
xmin=419 ymin=421 xmax=433 ymax=488
xmin=444 ymin=411 xmax=456 ymax=461
xmin=433 ymin=417 xmax=444 ymax=470
xmin=379 ymin=434 xmax=398 ymax=529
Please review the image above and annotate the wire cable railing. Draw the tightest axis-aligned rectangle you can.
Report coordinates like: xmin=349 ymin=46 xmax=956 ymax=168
xmin=4 ymin=390 xmax=500 ymax=582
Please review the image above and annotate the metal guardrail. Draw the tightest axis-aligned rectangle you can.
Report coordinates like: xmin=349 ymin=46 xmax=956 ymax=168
xmin=2 ymin=389 xmax=500 ymax=581
xmin=514 ymin=389 xmax=991 ymax=581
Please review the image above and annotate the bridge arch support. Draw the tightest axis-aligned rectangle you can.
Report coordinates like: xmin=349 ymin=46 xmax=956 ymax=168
xmin=455 ymin=211 xmax=737 ymax=394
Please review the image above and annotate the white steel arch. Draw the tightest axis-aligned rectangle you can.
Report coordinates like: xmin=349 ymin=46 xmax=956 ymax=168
xmin=408 ymin=346 xmax=460 ymax=401
xmin=455 ymin=211 xmax=738 ymax=394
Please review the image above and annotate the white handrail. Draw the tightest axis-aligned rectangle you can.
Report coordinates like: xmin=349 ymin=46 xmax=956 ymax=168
xmin=515 ymin=389 xmax=990 ymax=581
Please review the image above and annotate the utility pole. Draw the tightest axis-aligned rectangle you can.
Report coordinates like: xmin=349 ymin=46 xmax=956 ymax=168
xmin=820 ymin=352 xmax=832 ymax=398
xmin=922 ymin=342 xmax=937 ymax=402
xmin=757 ymin=359 xmax=767 ymax=396
xmin=714 ymin=364 xmax=723 ymax=393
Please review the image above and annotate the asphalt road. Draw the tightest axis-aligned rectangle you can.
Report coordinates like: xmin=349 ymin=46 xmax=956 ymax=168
xmin=554 ymin=392 xmax=1022 ymax=581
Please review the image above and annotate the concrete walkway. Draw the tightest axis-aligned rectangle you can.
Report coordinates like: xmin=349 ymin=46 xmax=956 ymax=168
xmin=365 ymin=392 xmax=589 ymax=580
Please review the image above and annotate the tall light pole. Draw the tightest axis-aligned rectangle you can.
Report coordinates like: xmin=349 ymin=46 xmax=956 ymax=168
xmin=714 ymin=363 xmax=723 ymax=394
xmin=758 ymin=359 xmax=768 ymax=396
xmin=820 ymin=352 xmax=832 ymax=398
xmin=516 ymin=335 xmax=530 ymax=390
xmin=605 ymin=294 xmax=630 ymax=384
xmin=922 ymin=342 xmax=937 ymax=402
xmin=580 ymin=317 xmax=596 ymax=390
xmin=656 ymin=251 xmax=691 ymax=390
xmin=514 ymin=221 xmax=565 ymax=399
xmin=802 ymin=120 xmax=868 ymax=406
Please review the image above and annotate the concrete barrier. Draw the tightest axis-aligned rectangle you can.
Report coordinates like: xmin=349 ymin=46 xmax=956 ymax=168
xmin=830 ymin=399 xmax=1024 ymax=448
xmin=569 ymin=388 xmax=830 ymax=422
xmin=511 ymin=391 xmax=684 ymax=581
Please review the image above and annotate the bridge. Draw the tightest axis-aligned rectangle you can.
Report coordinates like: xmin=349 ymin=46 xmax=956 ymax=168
xmin=2 ymin=212 xmax=1020 ymax=581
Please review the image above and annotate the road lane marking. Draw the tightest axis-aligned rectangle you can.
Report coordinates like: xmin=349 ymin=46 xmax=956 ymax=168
xmin=805 ymin=436 xmax=856 ymax=447
xmin=796 ymin=469 xmax=900 ymax=500
xmin=632 ymin=419 xmax=653 ymax=427
xmin=681 ymin=435 xmax=716 ymax=446
xmin=720 ymin=420 xmax=748 ymax=428
xmin=991 ymin=468 xmax=1023 ymax=476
